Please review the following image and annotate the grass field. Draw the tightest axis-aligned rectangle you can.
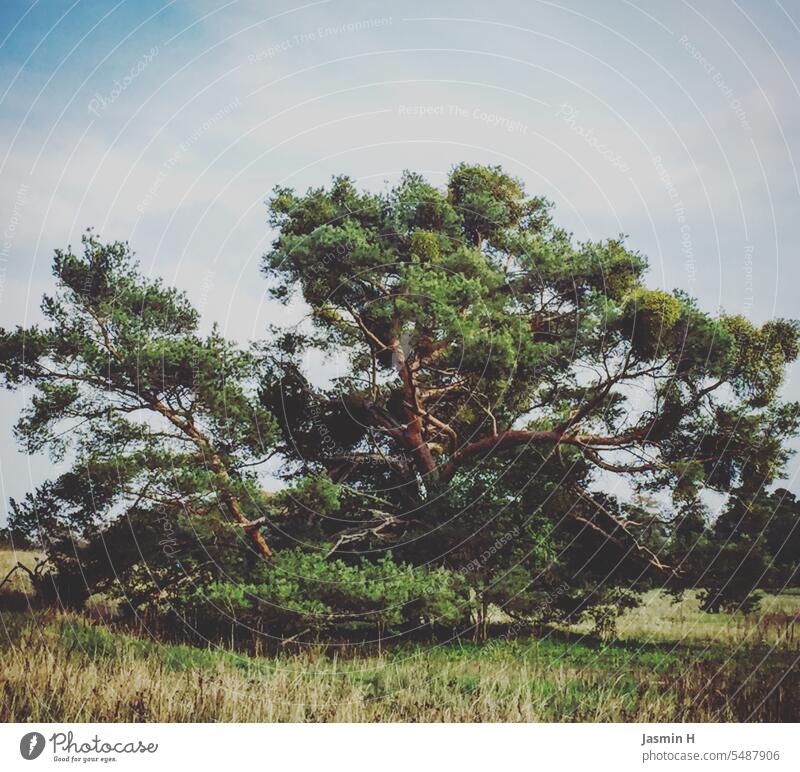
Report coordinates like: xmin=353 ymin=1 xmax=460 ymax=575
xmin=1 ymin=549 xmax=799 ymax=722
xmin=0 ymin=547 xmax=41 ymax=595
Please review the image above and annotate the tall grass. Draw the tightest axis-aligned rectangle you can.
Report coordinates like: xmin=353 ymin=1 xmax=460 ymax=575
xmin=1 ymin=610 xmax=798 ymax=722
xmin=2 ymin=550 xmax=799 ymax=722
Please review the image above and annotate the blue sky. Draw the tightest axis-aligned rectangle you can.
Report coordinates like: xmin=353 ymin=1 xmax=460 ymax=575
xmin=1 ymin=0 xmax=799 ymax=518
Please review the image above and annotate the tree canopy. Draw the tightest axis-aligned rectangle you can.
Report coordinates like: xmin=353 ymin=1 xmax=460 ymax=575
xmin=0 ymin=235 xmax=278 ymax=605
xmin=264 ymin=166 xmax=798 ymax=493
xmin=261 ymin=166 xmax=799 ymax=593
xmin=2 ymin=164 xmax=798 ymax=639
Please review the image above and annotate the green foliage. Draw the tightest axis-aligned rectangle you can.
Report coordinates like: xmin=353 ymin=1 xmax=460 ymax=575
xmin=665 ymin=483 xmax=800 ymax=612
xmin=722 ymin=315 xmax=800 ymax=406
xmin=622 ymin=288 xmax=682 ymax=358
xmin=584 ymin=588 xmax=641 ymax=640
xmin=183 ymin=550 xmax=467 ymax=638
xmin=409 ymin=229 xmax=441 ymax=262
xmin=272 ymin=474 xmax=342 ymax=517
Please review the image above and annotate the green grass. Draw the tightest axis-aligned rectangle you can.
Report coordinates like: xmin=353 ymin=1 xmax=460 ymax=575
xmin=55 ymin=615 xmax=271 ymax=674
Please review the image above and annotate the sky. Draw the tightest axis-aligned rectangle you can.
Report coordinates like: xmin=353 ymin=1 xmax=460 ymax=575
xmin=1 ymin=0 xmax=799 ymax=522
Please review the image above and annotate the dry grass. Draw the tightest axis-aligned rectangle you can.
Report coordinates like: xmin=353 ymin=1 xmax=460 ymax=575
xmin=579 ymin=589 xmax=800 ymax=648
xmin=0 ymin=548 xmax=41 ymax=597
xmin=1 ymin=549 xmax=799 ymax=722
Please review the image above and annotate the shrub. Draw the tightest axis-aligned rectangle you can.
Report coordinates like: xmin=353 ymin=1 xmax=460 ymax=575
xmin=181 ymin=549 xmax=468 ymax=642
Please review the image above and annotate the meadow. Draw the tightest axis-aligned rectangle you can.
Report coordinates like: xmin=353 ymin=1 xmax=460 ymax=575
xmin=1 ymin=549 xmax=799 ymax=722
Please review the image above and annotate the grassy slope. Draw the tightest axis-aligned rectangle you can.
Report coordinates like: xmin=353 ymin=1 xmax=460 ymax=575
xmin=1 ymin=550 xmax=799 ymax=722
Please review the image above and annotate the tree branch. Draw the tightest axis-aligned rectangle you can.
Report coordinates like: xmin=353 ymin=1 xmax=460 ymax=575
xmin=440 ymin=428 xmax=650 ymax=481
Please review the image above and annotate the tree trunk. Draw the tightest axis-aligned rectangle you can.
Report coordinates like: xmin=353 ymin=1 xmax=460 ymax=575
xmin=390 ymin=336 xmax=438 ymax=481
xmin=206 ymin=454 xmax=273 ymax=559
xmin=149 ymin=397 xmax=273 ymax=559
